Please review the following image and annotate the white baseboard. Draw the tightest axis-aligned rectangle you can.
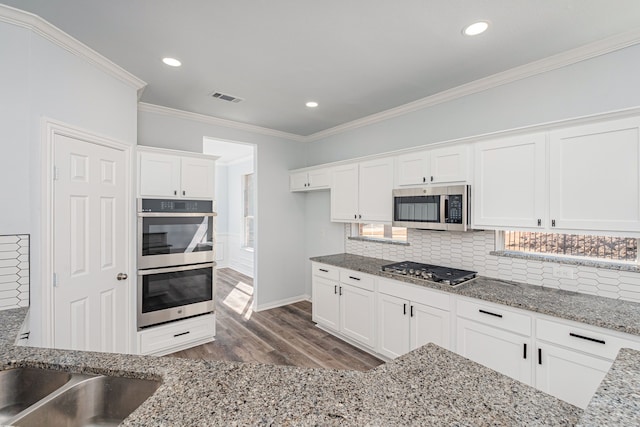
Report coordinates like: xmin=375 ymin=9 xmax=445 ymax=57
xmin=228 ymin=261 xmax=254 ymax=278
xmin=255 ymin=294 xmax=310 ymax=312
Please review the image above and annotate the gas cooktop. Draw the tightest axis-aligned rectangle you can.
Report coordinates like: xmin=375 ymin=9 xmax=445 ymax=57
xmin=381 ymin=261 xmax=477 ymax=287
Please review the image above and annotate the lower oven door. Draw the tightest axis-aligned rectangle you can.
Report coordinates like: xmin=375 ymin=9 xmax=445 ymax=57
xmin=137 ymin=262 xmax=215 ymax=329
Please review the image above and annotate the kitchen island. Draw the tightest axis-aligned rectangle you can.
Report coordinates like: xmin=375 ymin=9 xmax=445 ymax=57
xmin=0 ymin=308 xmax=589 ymax=425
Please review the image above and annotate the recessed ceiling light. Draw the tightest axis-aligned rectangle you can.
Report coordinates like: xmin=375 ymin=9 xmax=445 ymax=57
xmin=162 ymin=57 xmax=182 ymax=67
xmin=463 ymin=21 xmax=489 ymax=36
xmin=306 ymin=101 xmax=318 ymax=108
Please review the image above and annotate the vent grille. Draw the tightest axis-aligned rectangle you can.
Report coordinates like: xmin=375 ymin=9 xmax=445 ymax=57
xmin=210 ymin=91 xmax=244 ymax=103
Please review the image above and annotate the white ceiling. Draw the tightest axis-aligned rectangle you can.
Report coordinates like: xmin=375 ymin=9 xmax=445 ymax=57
xmin=4 ymin=1 xmax=640 ymax=137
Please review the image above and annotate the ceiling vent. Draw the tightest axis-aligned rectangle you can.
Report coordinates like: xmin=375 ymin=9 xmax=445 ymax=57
xmin=210 ymin=91 xmax=244 ymax=103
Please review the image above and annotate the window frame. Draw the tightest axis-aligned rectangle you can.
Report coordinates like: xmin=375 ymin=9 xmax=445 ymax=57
xmin=242 ymin=173 xmax=255 ymax=250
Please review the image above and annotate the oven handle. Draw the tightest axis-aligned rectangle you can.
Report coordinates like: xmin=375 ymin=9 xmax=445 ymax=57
xmin=138 ymin=263 xmax=215 ymax=276
xmin=138 ymin=212 xmax=217 ymax=217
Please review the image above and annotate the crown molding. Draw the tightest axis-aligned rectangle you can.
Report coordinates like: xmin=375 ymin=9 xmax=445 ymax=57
xmin=0 ymin=4 xmax=146 ymax=94
xmin=138 ymin=103 xmax=305 ymax=142
xmin=305 ymin=28 xmax=640 ymax=143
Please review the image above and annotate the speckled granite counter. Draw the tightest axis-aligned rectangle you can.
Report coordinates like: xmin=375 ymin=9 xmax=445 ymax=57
xmin=310 ymin=253 xmax=640 ymax=336
xmin=1 ymin=308 xmax=583 ymax=426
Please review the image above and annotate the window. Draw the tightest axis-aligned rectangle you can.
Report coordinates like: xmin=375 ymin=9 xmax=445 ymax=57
xmin=502 ymin=231 xmax=638 ymax=263
xmin=355 ymin=223 xmax=407 ymax=243
xmin=243 ymin=173 xmax=255 ymax=249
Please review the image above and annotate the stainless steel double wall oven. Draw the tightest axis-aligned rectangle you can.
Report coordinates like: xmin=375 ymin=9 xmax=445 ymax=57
xmin=137 ymin=199 xmax=216 ymax=329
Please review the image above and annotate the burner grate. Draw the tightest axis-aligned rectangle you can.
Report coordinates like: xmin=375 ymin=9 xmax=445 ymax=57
xmin=381 ymin=261 xmax=477 ymax=287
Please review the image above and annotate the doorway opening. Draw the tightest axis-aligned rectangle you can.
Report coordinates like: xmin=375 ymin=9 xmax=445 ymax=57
xmin=203 ymin=138 xmax=257 ymax=314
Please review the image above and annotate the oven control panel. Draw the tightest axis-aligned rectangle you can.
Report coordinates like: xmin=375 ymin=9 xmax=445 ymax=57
xmin=140 ymin=198 xmax=213 ymax=213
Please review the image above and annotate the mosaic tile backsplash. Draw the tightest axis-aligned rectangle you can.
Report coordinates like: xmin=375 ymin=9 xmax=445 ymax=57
xmin=345 ymin=226 xmax=640 ymax=303
xmin=0 ymin=234 xmax=29 ymax=310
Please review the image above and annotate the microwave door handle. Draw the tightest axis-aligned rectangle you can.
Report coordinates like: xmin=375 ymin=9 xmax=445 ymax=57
xmin=441 ymin=195 xmax=447 ymax=224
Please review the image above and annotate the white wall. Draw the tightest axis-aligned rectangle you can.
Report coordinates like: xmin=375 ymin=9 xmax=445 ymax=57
xmin=0 ymin=18 xmax=139 ymax=343
xmin=137 ymin=109 xmax=308 ymax=310
xmin=224 ymin=157 xmax=255 ymax=277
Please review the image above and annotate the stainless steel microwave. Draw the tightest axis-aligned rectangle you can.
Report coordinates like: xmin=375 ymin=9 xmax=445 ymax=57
xmin=392 ymin=185 xmax=470 ymax=231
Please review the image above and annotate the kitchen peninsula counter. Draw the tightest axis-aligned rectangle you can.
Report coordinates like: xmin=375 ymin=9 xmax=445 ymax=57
xmin=310 ymin=253 xmax=640 ymax=337
xmin=0 ymin=308 xmax=584 ymax=426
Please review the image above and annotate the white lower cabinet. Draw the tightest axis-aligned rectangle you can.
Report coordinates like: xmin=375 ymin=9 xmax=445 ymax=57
xmin=535 ymin=342 xmax=611 ymax=409
xmin=457 ymin=317 xmax=533 ymax=385
xmin=311 ymin=263 xmax=376 ymax=349
xmin=377 ymin=278 xmax=451 ymax=359
xmin=138 ymin=313 xmax=216 ymax=356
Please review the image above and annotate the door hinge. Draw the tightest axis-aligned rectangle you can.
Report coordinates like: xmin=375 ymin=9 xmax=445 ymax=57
xmin=53 ymin=166 xmax=60 ymax=181
xmin=53 ymin=272 xmax=59 ymax=287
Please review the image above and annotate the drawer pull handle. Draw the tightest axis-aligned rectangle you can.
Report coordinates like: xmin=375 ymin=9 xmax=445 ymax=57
xmin=569 ymin=332 xmax=605 ymax=345
xmin=538 ymin=348 xmax=542 ymax=365
xmin=334 ymin=285 xmax=337 ymax=294
xmin=319 ymin=268 xmax=329 ymax=273
xmin=523 ymin=343 xmax=527 ymax=359
xmin=410 ymin=305 xmax=414 ymax=317
xmin=348 ymin=276 xmax=361 ymax=281
xmin=174 ymin=331 xmax=190 ymax=338
xmin=403 ymin=303 xmax=407 ymax=315
xmin=479 ymin=309 xmax=503 ymax=318
xmin=339 ymin=286 xmax=343 ymax=296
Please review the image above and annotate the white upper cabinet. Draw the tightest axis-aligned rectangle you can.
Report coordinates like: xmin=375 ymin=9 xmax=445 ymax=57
xmin=290 ymin=168 xmax=331 ymax=192
xmin=473 ymin=134 xmax=547 ymax=229
xmin=395 ymin=145 xmax=469 ymax=187
xmin=139 ymin=151 xmax=181 ymax=198
xmin=331 ymin=158 xmax=393 ymax=223
xmin=138 ymin=148 xmax=217 ymax=199
xmin=549 ymin=117 xmax=640 ymax=233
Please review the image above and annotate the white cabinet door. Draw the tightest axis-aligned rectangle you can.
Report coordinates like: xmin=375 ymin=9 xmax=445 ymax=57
xmin=359 ymin=157 xmax=394 ymax=222
xmin=535 ymin=342 xmax=612 ymax=409
xmin=290 ymin=171 xmax=309 ymax=191
xmin=411 ymin=302 xmax=450 ymax=350
xmin=396 ymin=151 xmax=429 ymax=186
xmin=473 ymin=133 xmax=546 ymax=229
xmin=331 ymin=164 xmax=359 ymax=222
xmin=312 ymin=276 xmax=340 ymax=331
xmin=308 ymin=168 xmax=330 ymax=189
xmin=181 ymin=157 xmax=215 ymax=199
xmin=340 ymin=283 xmax=376 ymax=348
xmin=549 ymin=117 xmax=640 ymax=233
xmin=430 ymin=145 xmax=469 ymax=184
xmin=139 ymin=152 xmax=181 ymax=198
xmin=377 ymin=293 xmax=410 ymax=359
xmin=456 ymin=317 xmax=533 ymax=385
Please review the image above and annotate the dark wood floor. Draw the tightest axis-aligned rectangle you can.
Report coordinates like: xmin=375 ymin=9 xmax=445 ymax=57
xmin=166 ymin=268 xmax=383 ymax=371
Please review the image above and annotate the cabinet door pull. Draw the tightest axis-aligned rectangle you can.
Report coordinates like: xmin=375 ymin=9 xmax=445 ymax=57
xmin=174 ymin=190 xmax=177 ymax=195
xmin=537 ymin=219 xmax=541 ymax=226
xmin=552 ymin=219 xmax=556 ymax=227
xmin=538 ymin=348 xmax=542 ymax=365
xmin=478 ymin=309 xmax=503 ymax=318
xmin=183 ymin=190 xmax=186 ymax=196
xmin=358 ymin=214 xmax=362 ymax=219
xmin=348 ymin=276 xmax=361 ymax=281
xmin=422 ymin=177 xmax=426 ymax=183
xmin=403 ymin=303 xmax=407 ymax=315
xmin=174 ymin=331 xmax=190 ymax=338
xmin=569 ymin=332 xmax=606 ymax=345
xmin=339 ymin=286 xmax=343 ymax=296
xmin=319 ymin=268 xmax=329 ymax=273
xmin=354 ymin=214 xmax=357 ymax=219
xmin=334 ymin=285 xmax=337 ymax=294
xmin=523 ymin=343 xmax=527 ymax=359
xmin=430 ymin=176 xmax=434 ymax=182
xmin=410 ymin=305 xmax=414 ymax=317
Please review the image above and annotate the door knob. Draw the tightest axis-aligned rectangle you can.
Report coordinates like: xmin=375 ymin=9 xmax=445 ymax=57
xmin=117 ymin=273 xmax=128 ymax=281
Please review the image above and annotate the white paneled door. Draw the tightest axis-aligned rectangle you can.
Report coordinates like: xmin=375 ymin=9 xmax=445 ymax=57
xmin=53 ymin=134 xmax=128 ymax=353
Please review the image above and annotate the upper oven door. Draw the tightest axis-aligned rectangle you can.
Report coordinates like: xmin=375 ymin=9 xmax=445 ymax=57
xmin=138 ymin=200 xmax=215 ymax=269
xmin=392 ymin=187 xmax=447 ymax=230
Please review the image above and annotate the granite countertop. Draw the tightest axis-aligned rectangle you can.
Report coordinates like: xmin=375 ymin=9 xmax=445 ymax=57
xmin=0 ymin=308 xmax=584 ymax=426
xmin=310 ymin=253 xmax=640 ymax=336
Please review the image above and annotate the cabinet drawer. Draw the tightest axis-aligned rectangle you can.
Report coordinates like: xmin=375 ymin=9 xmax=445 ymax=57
xmin=378 ymin=278 xmax=450 ymax=311
xmin=312 ymin=263 xmax=339 ymax=281
xmin=139 ymin=314 xmax=215 ymax=355
xmin=340 ymin=270 xmax=375 ymax=291
xmin=457 ymin=299 xmax=531 ymax=336
xmin=536 ymin=318 xmax=640 ymax=360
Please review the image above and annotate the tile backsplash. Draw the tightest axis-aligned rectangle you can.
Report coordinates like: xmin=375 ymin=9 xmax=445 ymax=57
xmin=0 ymin=234 xmax=29 ymax=310
xmin=345 ymin=226 xmax=640 ymax=303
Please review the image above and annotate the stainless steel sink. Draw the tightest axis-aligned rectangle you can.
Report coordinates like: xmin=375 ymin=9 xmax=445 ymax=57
xmin=0 ymin=367 xmax=160 ymax=427
xmin=0 ymin=368 xmax=72 ymax=423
